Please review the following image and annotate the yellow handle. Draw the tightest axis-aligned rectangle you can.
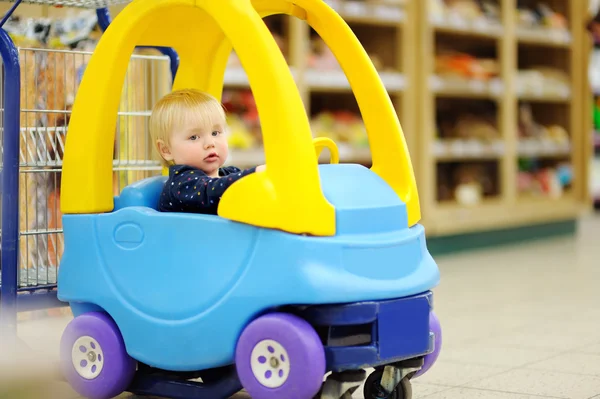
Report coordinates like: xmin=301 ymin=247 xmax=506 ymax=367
xmin=313 ymin=137 xmax=339 ymax=164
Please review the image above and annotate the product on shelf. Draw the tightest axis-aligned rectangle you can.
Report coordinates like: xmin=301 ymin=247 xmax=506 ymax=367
xmin=430 ymin=0 xmax=501 ymax=26
xmin=435 ymin=51 xmax=499 ymax=81
xmin=479 ymin=0 xmax=500 ymax=21
xmin=589 ymin=49 xmax=600 ymax=95
xmin=325 ymin=0 xmax=406 ymax=22
xmin=308 ymin=36 xmax=391 ymax=72
xmin=222 ymin=90 xmax=262 ymax=148
xmin=5 ymin=10 xmax=101 ymax=50
xmin=310 ymin=111 xmax=369 ymax=148
xmin=518 ymin=103 xmax=570 ymax=152
xmin=587 ymin=4 xmax=600 ymax=44
xmin=515 ymin=2 xmax=568 ymax=30
xmin=516 ymin=67 xmax=570 ymax=98
xmin=517 ymin=159 xmax=572 ymax=198
xmin=308 ymin=36 xmax=339 ymax=70
xmin=445 ymin=0 xmax=486 ymax=20
xmin=228 ymin=32 xmax=286 ymax=68
xmin=438 ymin=113 xmax=498 ymax=141
xmin=434 ymin=112 xmax=502 ymax=158
xmin=437 ymin=162 xmax=497 ymax=205
xmin=594 ymin=101 xmax=600 ymax=132
xmin=226 ymin=114 xmax=258 ymax=150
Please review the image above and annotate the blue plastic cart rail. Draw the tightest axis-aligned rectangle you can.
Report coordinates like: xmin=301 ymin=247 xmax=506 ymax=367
xmin=0 ymin=7 xmax=22 ymax=337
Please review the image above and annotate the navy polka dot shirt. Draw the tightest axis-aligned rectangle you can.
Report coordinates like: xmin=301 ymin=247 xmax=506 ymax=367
xmin=159 ymin=164 xmax=257 ymax=215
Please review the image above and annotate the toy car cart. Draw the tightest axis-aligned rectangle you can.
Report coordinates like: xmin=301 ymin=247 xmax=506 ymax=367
xmin=57 ymin=0 xmax=442 ymax=398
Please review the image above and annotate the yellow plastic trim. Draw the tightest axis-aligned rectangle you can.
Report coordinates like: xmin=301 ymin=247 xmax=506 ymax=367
xmin=60 ymin=0 xmax=336 ymax=236
xmin=291 ymin=0 xmax=421 ymax=226
xmin=313 ymin=137 xmax=339 ymax=164
xmin=61 ymin=0 xmax=421 ymax=237
xmin=189 ymin=0 xmax=421 ymax=226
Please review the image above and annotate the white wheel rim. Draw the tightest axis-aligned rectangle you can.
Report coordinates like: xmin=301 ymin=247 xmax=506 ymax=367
xmin=250 ymin=339 xmax=291 ymax=388
xmin=71 ymin=336 xmax=105 ymax=380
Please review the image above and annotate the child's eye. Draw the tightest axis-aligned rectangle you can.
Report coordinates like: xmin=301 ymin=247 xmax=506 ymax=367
xmin=189 ymin=135 xmax=199 ymax=140
xmin=212 ymin=131 xmax=221 ymax=137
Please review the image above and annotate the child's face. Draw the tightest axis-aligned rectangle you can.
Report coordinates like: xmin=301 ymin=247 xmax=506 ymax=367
xmin=158 ymin=115 xmax=229 ymax=177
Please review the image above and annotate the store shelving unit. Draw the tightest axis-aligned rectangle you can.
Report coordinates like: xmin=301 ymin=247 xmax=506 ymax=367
xmin=416 ymin=0 xmax=588 ymax=236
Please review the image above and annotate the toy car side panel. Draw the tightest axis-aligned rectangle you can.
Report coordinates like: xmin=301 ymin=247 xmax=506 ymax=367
xmin=58 ymin=214 xmax=438 ymax=372
xmin=93 ymin=208 xmax=258 ymax=321
xmin=230 ymin=224 xmax=440 ymax=305
xmin=58 ymin=210 xmax=263 ymax=371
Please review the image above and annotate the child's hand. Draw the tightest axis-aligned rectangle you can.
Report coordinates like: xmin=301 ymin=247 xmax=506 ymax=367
xmin=256 ymin=164 xmax=266 ymax=172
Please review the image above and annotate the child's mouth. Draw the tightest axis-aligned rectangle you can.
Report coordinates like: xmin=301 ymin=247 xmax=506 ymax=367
xmin=204 ymin=153 xmax=219 ymax=161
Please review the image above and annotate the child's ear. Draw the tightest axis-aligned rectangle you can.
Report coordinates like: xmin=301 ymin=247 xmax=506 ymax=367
xmin=157 ymin=140 xmax=174 ymax=162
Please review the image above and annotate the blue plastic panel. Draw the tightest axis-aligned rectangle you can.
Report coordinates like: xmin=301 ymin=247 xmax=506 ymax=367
xmin=113 ymin=176 xmax=167 ymax=210
xmin=318 ymin=164 xmax=408 ymax=235
xmin=378 ymin=293 xmax=431 ymax=360
xmin=95 ymin=209 xmax=258 ymax=321
xmin=58 ymin=164 xmax=439 ymax=372
xmin=300 ymin=292 xmax=433 ymax=372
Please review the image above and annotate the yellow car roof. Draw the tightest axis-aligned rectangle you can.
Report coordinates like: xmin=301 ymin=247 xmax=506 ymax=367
xmin=60 ymin=0 xmax=420 ymax=236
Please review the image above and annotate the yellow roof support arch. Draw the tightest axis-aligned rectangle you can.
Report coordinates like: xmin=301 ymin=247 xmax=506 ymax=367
xmin=61 ymin=0 xmax=421 ymax=236
xmin=303 ymin=0 xmax=422 ymax=226
xmin=179 ymin=0 xmax=422 ymax=227
xmin=61 ymin=0 xmax=336 ymax=236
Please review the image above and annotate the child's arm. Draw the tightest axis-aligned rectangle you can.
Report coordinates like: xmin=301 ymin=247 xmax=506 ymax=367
xmin=161 ymin=167 xmax=257 ymax=213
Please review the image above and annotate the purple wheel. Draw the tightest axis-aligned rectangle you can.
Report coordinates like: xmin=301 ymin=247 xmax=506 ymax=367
xmin=235 ymin=313 xmax=326 ymax=399
xmin=60 ymin=312 xmax=136 ymax=399
xmin=413 ymin=311 xmax=442 ymax=378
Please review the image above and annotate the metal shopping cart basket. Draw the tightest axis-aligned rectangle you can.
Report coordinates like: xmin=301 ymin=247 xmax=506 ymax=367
xmin=0 ymin=0 xmax=178 ymax=337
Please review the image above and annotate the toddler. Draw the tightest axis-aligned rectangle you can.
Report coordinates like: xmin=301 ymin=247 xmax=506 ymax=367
xmin=150 ymin=88 xmax=265 ymax=214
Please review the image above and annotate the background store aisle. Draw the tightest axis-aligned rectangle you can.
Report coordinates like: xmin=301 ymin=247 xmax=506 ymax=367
xmin=5 ymin=216 xmax=600 ymax=399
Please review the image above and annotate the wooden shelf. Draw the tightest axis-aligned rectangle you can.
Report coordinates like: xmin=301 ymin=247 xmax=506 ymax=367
xmin=432 ymin=139 xmax=505 ymax=161
xmin=516 ymin=26 xmax=572 ymax=47
xmin=418 ymin=0 xmax=587 ymax=237
xmin=517 ymin=93 xmax=572 ymax=103
xmin=426 ymin=195 xmax=581 ymax=236
xmin=517 ymin=139 xmax=572 ymax=158
xmin=325 ymin=0 xmax=406 ymax=26
xmin=306 ymin=69 xmax=405 ymax=92
xmin=430 ymin=15 xmax=504 ymax=39
xmin=430 ymin=76 xmax=504 ymax=99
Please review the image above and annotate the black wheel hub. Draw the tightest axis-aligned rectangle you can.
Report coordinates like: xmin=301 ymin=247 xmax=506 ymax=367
xmin=364 ymin=370 xmax=402 ymax=399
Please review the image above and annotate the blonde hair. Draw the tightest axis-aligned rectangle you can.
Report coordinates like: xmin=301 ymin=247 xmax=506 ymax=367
xmin=149 ymin=88 xmax=227 ymax=166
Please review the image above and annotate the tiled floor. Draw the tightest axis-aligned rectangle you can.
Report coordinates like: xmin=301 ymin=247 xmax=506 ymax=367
xmin=4 ymin=215 xmax=600 ymax=398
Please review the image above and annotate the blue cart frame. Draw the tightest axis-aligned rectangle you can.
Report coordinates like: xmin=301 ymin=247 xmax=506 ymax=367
xmin=0 ymin=0 xmax=179 ymax=338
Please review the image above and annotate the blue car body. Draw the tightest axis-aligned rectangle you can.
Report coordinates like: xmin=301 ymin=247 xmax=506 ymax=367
xmin=57 ymin=163 xmax=440 ymax=372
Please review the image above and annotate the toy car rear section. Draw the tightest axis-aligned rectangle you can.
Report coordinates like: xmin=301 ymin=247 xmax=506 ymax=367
xmin=296 ymin=291 xmax=435 ymax=373
xmin=119 ymin=292 xmax=435 ymax=399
